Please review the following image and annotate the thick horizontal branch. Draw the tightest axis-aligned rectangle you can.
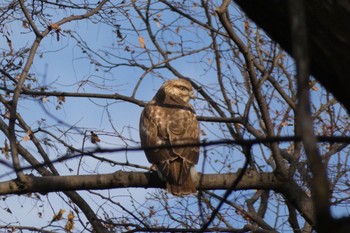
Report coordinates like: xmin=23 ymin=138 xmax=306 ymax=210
xmin=0 ymin=171 xmax=282 ymax=195
xmin=0 ymin=170 xmax=315 ymax=225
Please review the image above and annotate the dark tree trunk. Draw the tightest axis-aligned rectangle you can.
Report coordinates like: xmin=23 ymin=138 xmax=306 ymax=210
xmin=234 ymin=1 xmax=350 ymax=232
xmin=234 ymin=0 xmax=350 ymax=113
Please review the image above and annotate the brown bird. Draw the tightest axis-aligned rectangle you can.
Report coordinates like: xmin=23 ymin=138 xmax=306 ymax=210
xmin=139 ymin=79 xmax=200 ymax=196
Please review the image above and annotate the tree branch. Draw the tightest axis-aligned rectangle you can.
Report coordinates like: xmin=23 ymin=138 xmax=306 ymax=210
xmin=289 ymin=1 xmax=332 ymax=231
xmin=18 ymin=0 xmax=42 ymax=38
xmin=0 ymin=171 xmax=282 ymax=195
xmin=0 ymin=169 xmax=315 ymax=225
xmin=234 ymin=0 xmax=350 ymax=113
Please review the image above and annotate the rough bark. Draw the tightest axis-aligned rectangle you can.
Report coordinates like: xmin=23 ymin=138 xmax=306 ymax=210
xmin=0 ymin=171 xmax=281 ymax=195
xmin=0 ymin=170 xmax=316 ymax=225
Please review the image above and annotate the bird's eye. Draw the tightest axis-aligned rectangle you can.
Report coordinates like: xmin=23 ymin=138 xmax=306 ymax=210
xmin=179 ymin=86 xmax=187 ymax=91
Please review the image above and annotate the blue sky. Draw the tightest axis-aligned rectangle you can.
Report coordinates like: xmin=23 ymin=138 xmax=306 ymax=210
xmin=1 ymin=1 xmax=349 ymax=232
xmin=0 ymin=4 xmax=227 ymax=230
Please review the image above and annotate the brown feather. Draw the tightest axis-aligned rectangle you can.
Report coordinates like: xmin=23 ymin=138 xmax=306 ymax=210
xmin=139 ymin=79 xmax=200 ymax=196
xmin=164 ymin=158 xmax=197 ymax=196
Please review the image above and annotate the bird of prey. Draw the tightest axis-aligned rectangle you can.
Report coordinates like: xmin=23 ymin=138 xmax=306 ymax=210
xmin=139 ymin=79 xmax=200 ymax=196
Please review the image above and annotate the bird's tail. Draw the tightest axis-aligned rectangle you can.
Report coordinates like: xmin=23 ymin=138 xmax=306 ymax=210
xmin=165 ymin=158 xmax=197 ymax=196
xmin=167 ymin=176 xmax=196 ymax=196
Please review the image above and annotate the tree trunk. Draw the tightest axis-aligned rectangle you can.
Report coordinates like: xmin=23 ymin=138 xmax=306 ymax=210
xmin=234 ymin=0 xmax=350 ymax=113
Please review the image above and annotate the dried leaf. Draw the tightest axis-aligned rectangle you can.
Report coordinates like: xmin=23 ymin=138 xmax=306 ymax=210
xmin=244 ymin=20 xmax=250 ymax=32
xmin=5 ymin=35 xmax=13 ymax=55
xmin=1 ymin=139 xmax=9 ymax=160
xmin=235 ymin=209 xmax=251 ymax=221
xmin=138 ymin=36 xmax=145 ymax=49
xmin=154 ymin=19 xmax=161 ymax=28
xmin=41 ymin=96 xmax=48 ymax=103
xmin=90 ymin=131 xmax=101 ymax=144
xmin=22 ymin=20 xmax=29 ymax=29
xmin=4 ymin=111 xmax=10 ymax=119
xmin=52 ymin=209 xmax=65 ymax=222
xmin=309 ymin=81 xmax=318 ymax=91
xmin=65 ymin=211 xmax=74 ymax=232
xmin=57 ymin=96 xmax=66 ymax=103
xmin=281 ymin=121 xmax=289 ymax=127
xmin=23 ymin=131 xmax=33 ymax=142
xmin=67 ymin=210 xmax=74 ymax=221
xmin=49 ymin=22 xmax=61 ymax=31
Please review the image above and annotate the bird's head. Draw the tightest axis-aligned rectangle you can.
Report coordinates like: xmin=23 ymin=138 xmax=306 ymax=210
xmin=161 ymin=79 xmax=195 ymax=103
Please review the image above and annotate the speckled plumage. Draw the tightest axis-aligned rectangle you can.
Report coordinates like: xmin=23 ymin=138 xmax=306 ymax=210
xmin=139 ymin=79 xmax=200 ymax=196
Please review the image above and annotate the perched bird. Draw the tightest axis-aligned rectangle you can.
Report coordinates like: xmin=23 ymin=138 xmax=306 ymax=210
xmin=139 ymin=79 xmax=200 ymax=196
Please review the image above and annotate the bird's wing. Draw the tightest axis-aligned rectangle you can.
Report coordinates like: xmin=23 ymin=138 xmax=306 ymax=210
xmin=139 ymin=103 xmax=177 ymax=164
xmin=167 ymin=106 xmax=200 ymax=164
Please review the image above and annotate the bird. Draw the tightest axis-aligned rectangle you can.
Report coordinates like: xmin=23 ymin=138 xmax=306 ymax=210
xmin=139 ymin=79 xmax=200 ymax=196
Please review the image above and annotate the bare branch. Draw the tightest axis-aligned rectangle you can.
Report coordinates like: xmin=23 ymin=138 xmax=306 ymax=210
xmin=0 ymin=171 xmax=281 ymax=195
xmin=289 ymin=1 xmax=332 ymax=231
